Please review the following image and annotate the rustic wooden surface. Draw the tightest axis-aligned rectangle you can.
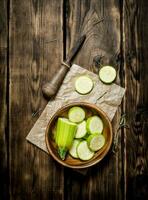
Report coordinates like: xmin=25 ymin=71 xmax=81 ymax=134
xmin=0 ymin=1 xmax=8 ymax=199
xmin=0 ymin=0 xmax=148 ymax=200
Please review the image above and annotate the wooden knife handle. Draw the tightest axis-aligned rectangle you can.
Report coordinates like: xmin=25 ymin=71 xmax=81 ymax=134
xmin=42 ymin=63 xmax=69 ymax=98
xmin=42 ymin=35 xmax=86 ymax=99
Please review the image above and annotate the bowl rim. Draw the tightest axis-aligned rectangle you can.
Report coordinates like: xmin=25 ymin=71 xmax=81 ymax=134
xmin=45 ymin=102 xmax=113 ymax=169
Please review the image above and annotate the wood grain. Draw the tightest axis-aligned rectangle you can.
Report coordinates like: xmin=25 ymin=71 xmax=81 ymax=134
xmin=0 ymin=0 xmax=9 ymax=199
xmin=0 ymin=0 xmax=148 ymax=199
xmin=123 ymin=0 xmax=148 ymax=199
xmin=64 ymin=0 xmax=124 ymax=199
xmin=9 ymin=0 xmax=64 ymax=199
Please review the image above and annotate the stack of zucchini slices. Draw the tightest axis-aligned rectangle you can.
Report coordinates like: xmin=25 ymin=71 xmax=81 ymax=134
xmin=55 ymin=106 xmax=106 ymax=161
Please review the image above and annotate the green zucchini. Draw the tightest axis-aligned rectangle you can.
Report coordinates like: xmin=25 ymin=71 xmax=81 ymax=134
xmin=87 ymin=134 xmax=105 ymax=151
xmin=69 ymin=139 xmax=81 ymax=158
xmin=77 ymin=140 xmax=94 ymax=161
xmin=68 ymin=106 xmax=85 ymax=123
xmin=99 ymin=66 xmax=116 ymax=84
xmin=75 ymin=76 xmax=94 ymax=94
xmin=86 ymin=116 xmax=103 ymax=134
xmin=75 ymin=121 xmax=87 ymax=138
xmin=55 ymin=118 xmax=77 ymax=160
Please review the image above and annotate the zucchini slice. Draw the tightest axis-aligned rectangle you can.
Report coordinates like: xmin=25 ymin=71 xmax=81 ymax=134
xmin=87 ymin=134 xmax=105 ymax=151
xmin=86 ymin=116 xmax=103 ymax=134
xmin=68 ymin=106 xmax=85 ymax=123
xmin=77 ymin=140 xmax=94 ymax=161
xmin=75 ymin=121 xmax=87 ymax=138
xmin=99 ymin=66 xmax=116 ymax=84
xmin=69 ymin=139 xmax=80 ymax=158
xmin=75 ymin=76 xmax=94 ymax=94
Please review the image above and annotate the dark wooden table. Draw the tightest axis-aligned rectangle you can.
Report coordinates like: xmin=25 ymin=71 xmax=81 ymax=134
xmin=0 ymin=0 xmax=148 ymax=199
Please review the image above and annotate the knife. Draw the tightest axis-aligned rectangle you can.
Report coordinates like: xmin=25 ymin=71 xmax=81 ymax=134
xmin=42 ymin=34 xmax=86 ymax=98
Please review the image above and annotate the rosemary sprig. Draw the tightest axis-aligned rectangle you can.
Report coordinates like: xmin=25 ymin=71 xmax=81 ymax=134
xmin=112 ymin=113 xmax=129 ymax=153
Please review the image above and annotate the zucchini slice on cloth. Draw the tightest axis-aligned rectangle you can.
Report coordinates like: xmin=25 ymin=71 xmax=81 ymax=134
xmin=75 ymin=76 xmax=94 ymax=94
xmin=55 ymin=118 xmax=77 ymax=160
xmin=99 ymin=66 xmax=116 ymax=84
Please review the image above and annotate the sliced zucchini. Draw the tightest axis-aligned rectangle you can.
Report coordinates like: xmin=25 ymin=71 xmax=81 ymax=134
xmin=75 ymin=121 xmax=87 ymax=138
xmin=87 ymin=134 xmax=105 ymax=151
xmin=75 ymin=76 xmax=94 ymax=94
xmin=77 ymin=140 xmax=94 ymax=161
xmin=68 ymin=106 xmax=85 ymax=123
xmin=99 ymin=66 xmax=116 ymax=84
xmin=69 ymin=139 xmax=81 ymax=158
xmin=86 ymin=116 xmax=103 ymax=134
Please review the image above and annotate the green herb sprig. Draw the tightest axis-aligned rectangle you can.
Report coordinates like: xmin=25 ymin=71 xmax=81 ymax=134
xmin=112 ymin=113 xmax=129 ymax=153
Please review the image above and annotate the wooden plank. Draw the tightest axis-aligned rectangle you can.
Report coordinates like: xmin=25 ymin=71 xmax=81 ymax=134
xmin=9 ymin=0 xmax=64 ymax=199
xmin=0 ymin=0 xmax=9 ymax=199
xmin=64 ymin=0 xmax=124 ymax=199
xmin=123 ymin=0 xmax=148 ymax=199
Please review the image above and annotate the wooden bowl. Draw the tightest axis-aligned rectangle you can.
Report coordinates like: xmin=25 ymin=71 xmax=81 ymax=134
xmin=45 ymin=102 xmax=113 ymax=169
